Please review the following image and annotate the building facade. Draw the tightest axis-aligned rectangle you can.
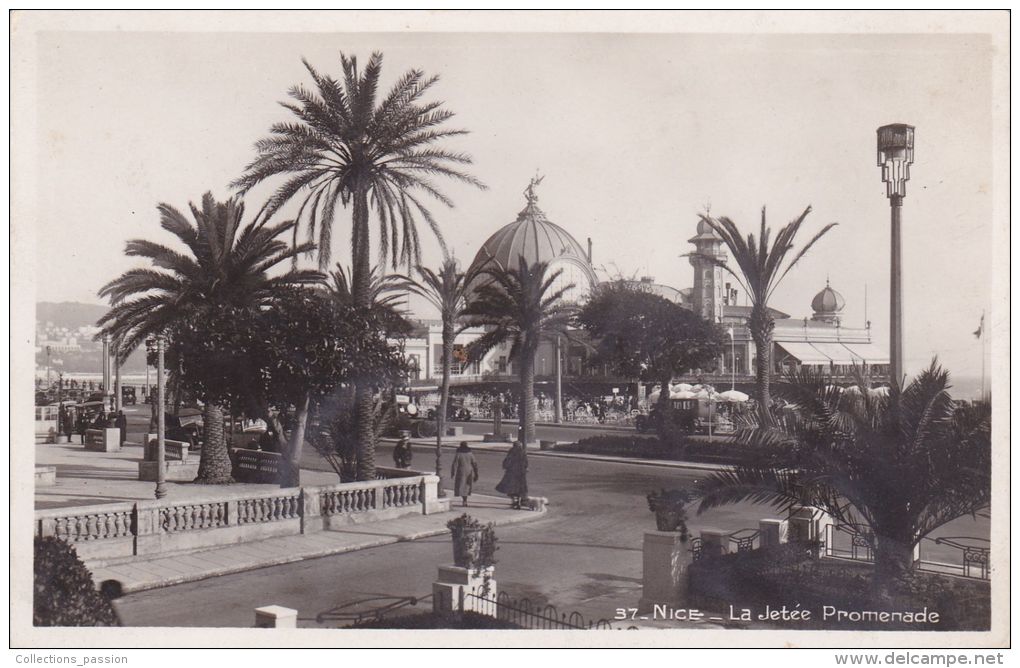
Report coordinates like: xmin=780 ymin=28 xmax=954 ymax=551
xmin=399 ymin=188 xmax=888 ymax=394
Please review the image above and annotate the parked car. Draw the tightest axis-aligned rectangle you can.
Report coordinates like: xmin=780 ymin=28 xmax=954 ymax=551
xmin=121 ymin=386 xmax=137 ymax=405
xmin=427 ymin=399 xmax=472 ymax=422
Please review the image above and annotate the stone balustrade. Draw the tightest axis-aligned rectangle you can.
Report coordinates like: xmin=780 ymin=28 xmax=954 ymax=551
xmin=34 ymin=473 xmax=444 ymax=565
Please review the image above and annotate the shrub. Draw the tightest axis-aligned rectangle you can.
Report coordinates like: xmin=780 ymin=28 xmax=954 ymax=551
xmin=34 ymin=536 xmax=118 ymax=626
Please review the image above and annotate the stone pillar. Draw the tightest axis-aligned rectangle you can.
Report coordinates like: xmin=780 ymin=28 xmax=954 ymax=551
xmin=103 ymin=427 xmax=122 ymax=452
xmin=299 ymin=486 xmax=321 ymax=534
xmin=254 ymin=605 xmax=298 ymax=628
xmin=421 ymin=475 xmax=440 ymax=515
xmin=758 ymin=519 xmax=789 ymax=547
xmin=432 ymin=566 xmax=497 ymax=617
xmin=639 ymin=531 xmax=693 ymax=610
xmin=788 ymin=505 xmax=832 ymax=557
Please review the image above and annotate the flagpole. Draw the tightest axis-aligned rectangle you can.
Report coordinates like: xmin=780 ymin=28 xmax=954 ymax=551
xmin=981 ymin=310 xmax=986 ymax=402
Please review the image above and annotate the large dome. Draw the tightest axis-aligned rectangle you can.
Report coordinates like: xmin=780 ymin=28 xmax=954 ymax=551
xmin=467 ymin=190 xmax=598 ymax=301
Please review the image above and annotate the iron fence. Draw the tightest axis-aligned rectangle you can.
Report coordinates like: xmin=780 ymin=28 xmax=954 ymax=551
xmin=462 ymin=590 xmax=631 ymax=630
xmin=824 ymin=524 xmax=990 ymax=580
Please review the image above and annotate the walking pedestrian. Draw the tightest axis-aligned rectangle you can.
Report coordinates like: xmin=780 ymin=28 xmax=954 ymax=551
xmin=496 ymin=441 xmax=529 ymax=509
xmin=450 ymin=442 xmax=479 ymax=507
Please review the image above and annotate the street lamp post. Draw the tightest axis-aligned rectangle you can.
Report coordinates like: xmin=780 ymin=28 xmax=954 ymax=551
xmin=114 ymin=344 xmax=122 ymax=412
xmin=877 ymin=123 xmax=915 ymax=386
xmin=155 ymin=335 xmax=167 ymax=499
xmin=554 ymin=336 xmax=563 ymax=424
xmin=728 ymin=328 xmax=735 ymax=391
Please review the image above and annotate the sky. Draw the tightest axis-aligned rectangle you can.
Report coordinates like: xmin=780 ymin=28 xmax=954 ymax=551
xmin=27 ymin=23 xmax=999 ymax=380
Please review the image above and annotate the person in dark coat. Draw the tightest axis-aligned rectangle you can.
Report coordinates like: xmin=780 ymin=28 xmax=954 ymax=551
xmin=75 ymin=411 xmax=87 ymax=444
xmin=393 ymin=431 xmax=413 ymax=469
xmin=450 ymin=442 xmax=479 ymax=507
xmin=496 ymin=441 xmax=528 ymax=509
xmin=114 ymin=410 xmax=127 ymax=446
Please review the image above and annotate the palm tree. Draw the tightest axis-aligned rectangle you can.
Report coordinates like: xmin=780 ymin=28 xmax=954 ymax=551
xmin=696 ymin=362 xmax=991 ymax=593
xmin=97 ymin=193 xmax=322 ymax=484
xmin=396 ymin=256 xmax=478 ymax=493
xmin=689 ymin=207 xmax=836 ymax=423
xmin=327 ymin=264 xmax=411 ymax=337
xmin=233 ymin=51 xmax=485 ymax=480
xmin=463 ymin=257 xmax=576 ymax=445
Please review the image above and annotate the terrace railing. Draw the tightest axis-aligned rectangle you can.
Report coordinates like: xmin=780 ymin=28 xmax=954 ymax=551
xmin=34 ymin=472 xmax=442 ymax=564
xmin=823 ymin=523 xmax=990 ymax=581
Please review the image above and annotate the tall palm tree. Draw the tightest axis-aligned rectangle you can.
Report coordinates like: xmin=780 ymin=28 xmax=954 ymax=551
xmin=396 ymin=256 xmax=478 ymax=493
xmin=463 ymin=257 xmax=576 ymax=445
xmin=696 ymin=362 xmax=991 ymax=593
xmin=97 ymin=193 xmax=322 ymax=484
xmin=233 ymin=51 xmax=485 ymax=480
xmin=689 ymin=207 xmax=836 ymax=423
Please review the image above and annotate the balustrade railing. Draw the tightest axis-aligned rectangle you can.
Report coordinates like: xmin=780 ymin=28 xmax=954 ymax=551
xmin=53 ymin=506 xmax=134 ymax=542
xmin=35 ymin=473 xmax=441 ymax=562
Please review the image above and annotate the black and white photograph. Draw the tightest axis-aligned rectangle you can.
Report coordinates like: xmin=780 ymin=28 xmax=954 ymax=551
xmin=10 ymin=10 xmax=1010 ymax=652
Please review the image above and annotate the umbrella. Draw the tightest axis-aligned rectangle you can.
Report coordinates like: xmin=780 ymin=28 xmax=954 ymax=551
xmin=694 ymin=389 xmax=716 ymax=401
xmin=675 ymin=383 xmax=693 ymax=392
xmin=717 ymin=389 xmax=749 ymax=403
xmin=670 ymin=390 xmax=697 ymax=400
xmin=868 ymin=386 xmax=891 ymax=397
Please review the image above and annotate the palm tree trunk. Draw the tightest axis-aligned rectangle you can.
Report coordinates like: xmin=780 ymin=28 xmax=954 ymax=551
xmin=351 ymin=186 xmax=377 ymax=481
xmin=519 ymin=352 xmax=536 ymax=444
xmin=436 ymin=329 xmax=453 ymax=496
xmin=195 ymin=403 xmax=233 ymax=484
xmin=750 ymin=306 xmax=775 ymax=425
xmin=873 ymin=534 xmax=917 ymax=598
xmin=280 ymin=394 xmax=310 ymax=488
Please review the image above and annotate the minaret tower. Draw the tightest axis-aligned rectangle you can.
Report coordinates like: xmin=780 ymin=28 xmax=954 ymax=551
xmin=688 ymin=218 xmax=727 ymax=322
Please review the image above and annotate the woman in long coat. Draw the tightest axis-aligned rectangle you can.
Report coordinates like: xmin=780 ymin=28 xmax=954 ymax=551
xmin=496 ymin=441 xmax=528 ymax=509
xmin=450 ymin=442 xmax=479 ymax=507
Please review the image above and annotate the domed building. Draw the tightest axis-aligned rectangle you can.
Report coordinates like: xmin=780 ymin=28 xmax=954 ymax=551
xmin=467 ymin=179 xmax=599 ymax=303
xmin=810 ymin=279 xmax=846 ymax=324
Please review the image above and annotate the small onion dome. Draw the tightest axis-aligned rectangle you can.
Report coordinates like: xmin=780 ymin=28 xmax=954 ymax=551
xmin=689 ymin=217 xmax=722 ymax=242
xmin=811 ymin=279 xmax=846 ymax=322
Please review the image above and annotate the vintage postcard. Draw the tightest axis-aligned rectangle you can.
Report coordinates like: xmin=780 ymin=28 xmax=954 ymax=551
xmin=9 ymin=10 xmax=1010 ymax=652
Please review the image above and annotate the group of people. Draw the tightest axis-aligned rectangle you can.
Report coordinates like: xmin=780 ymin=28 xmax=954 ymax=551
xmin=58 ymin=405 xmax=128 ymax=445
xmin=450 ymin=440 xmax=529 ymax=509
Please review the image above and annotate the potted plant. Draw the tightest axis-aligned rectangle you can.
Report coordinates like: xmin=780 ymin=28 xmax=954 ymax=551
xmin=646 ymin=488 xmax=695 ymax=538
xmin=447 ymin=514 xmax=498 ymax=571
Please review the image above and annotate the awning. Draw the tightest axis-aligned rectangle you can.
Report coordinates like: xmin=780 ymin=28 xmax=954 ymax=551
xmin=809 ymin=342 xmax=864 ymax=365
xmin=775 ymin=341 xmax=831 ymax=365
xmin=840 ymin=342 xmax=890 ymax=365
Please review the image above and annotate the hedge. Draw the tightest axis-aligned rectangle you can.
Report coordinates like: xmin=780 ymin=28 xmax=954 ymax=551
xmin=554 ymin=434 xmax=754 ymax=464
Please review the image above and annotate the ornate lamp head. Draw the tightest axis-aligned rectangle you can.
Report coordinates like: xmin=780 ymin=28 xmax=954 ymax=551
xmin=877 ymin=123 xmax=915 ymax=200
